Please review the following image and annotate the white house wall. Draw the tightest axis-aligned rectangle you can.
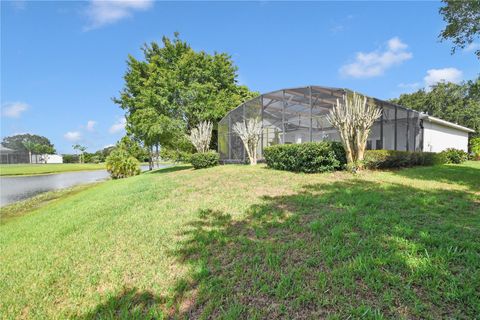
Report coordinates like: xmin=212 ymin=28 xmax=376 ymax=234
xmin=423 ymin=121 xmax=469 ymax=152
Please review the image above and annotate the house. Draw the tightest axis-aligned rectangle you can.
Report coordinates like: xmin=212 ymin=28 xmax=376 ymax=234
xmin=0 ymin=146 xmax=63 ymax=164
xmin=0 ymin=146 xmax=29 ymax=164
xmin=218 ymin=86 xmax=475 ymax=163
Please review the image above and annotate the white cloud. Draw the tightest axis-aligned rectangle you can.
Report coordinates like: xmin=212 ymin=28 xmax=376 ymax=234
xmin=64 ymin=131 xmax=82 ymax=142
xmin=424 ymin=68 xmax=463 ymax=88
xmin=1 ymin=102 xmax=29 ymax=118
xmin=84 ymin=0 xmax=153 ymax=31
xmin=109 ymin=117 xmax=126 ymax=134
xmin=340 ymin=37 xmax=413 ymax=78
xmin=86 ymin=120 xmax=96 ymax=131
xmin=464 ymin=42 xmax=480 ymax=52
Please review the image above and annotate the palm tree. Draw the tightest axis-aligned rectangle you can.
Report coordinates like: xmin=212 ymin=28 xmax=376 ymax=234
xmin=22 ymin=140 xmax=36 ymax=164
xmin=73 ymin=144 xmax=87 ymax=163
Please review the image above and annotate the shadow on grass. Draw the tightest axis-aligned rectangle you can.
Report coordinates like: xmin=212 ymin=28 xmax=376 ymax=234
xmin=80 ymin=170 xmax=479 ymax=319
xmin=394 ymin=163 xmax=480 ymax=191
xmin=145 ymin=165 xmax=192 ymax=175
xmin=173 ymin=180 xmax=479 ymax=319
xmin=79 ymin=288 xmax=166 ymax=319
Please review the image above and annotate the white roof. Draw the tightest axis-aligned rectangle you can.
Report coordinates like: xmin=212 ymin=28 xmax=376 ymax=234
xmin=423 ymin=115 xmax=475 ymax=133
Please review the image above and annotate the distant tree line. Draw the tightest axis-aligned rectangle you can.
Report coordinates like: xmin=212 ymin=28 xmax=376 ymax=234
xmin=390 ymin=76 xmax=480 ymax=139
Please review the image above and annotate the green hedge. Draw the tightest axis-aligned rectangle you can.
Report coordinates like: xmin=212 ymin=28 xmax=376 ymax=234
xmin=264 ymin=142 xmax=346 ymax=173
xmin=363 ymin=150 xmax=445 ymax=169
xmin=190 ymin=151 xmax=219 ymax=169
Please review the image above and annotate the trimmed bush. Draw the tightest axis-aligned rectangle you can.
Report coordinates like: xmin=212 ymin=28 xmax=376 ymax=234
xmin=190 ymin=151 xmax=219 ymax=169
xmin=439 ymin=148 xmax=469 ymax=164
xmin=264 ymin=141 xmax=346 ymax=173
xmin=363 ymin=150 xmax=444 ymax=169
xmin=106 ymin=148 xmax=141 ymax=179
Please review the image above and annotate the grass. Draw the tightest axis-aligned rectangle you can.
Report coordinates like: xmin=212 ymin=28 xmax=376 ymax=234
xmin=0 ymin=163 xmax=106 ymax=176
xmin=0 ymin=162 xmax=479 ymax=319
xmin=0 ymin=183 xmax=99 ymax=225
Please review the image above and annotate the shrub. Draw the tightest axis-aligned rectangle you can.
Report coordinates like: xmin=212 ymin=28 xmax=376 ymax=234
xmin=105 ymin=148 xmax=141 ymax=179
xmin=62 ymin=154 xmax=79 ymax=163
xmin=439 ymin=148 xmax=469 ymax=164
xmin=263 ymin=142 xmax=346 ymax=173
xmin=190 ymin=151 xmax=219 ymax=169
xmin=160 ymin=148 xmax=192 ymax=163
xmin=363 ymin=150 xmax=445 ymax=169
xmin=470 ymin=137 xmax=480 ymax=160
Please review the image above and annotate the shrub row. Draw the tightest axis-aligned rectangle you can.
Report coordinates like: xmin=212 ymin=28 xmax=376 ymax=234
xmin=264 ymin=142 xmax=346 ymax=173
xmin=190 ymin=151 xmax=219 ymax=169
xmin=363 ymin=150 xmax=444 ymax=169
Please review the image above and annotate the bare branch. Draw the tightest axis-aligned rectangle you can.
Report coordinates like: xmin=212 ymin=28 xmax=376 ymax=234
xmin=188 ymin=121 xmax=213 ymax=153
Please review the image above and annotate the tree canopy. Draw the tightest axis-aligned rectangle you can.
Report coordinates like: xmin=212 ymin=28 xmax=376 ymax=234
xmin=439 ymin=0 xmax=480 ymax=59
xmin=1 ymin=134 xmax=55 ymax=153
xmin=390 ymin=77 xmax=480 ymax=137
xmin=114 ymin=33 xmax=258 ymax=153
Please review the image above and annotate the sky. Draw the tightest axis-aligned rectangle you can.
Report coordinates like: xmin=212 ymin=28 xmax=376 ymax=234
xmin=1 ymin=0 xmax=479 ymax=154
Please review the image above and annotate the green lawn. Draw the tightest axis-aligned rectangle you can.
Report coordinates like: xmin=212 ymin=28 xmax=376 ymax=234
xmin=1 ymin=162 xmax=479 ymax=319
xmin=0 ymin=163 xmax=106 ymax=176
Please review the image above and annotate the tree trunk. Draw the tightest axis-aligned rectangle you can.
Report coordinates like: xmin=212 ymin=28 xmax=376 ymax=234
xmin=28 ymin=151 xmax=31 ymax=164
xmin=149 ymin=146 xmax=153 ymax=170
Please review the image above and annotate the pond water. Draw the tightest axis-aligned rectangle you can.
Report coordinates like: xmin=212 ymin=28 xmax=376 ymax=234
xmin=0 ymin=165 xmax=166 ymax=207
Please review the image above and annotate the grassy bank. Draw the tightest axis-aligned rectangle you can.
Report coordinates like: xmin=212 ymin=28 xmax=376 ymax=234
xmin=0 ymin=163 xmax=106 ymax=176
xmin=0 ymin=183 xmax=100 ymax=225
xmin=0 ymin=162 xmax=479 ymax=318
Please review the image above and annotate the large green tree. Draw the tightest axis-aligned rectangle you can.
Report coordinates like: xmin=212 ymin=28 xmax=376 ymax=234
xmin=114 ymin=33 xmax=257 ymax=155
xmin=390 ymin=77 xmax=480 ymax=138
xmin=439 ymin=0 xmax=480 ymax=59
xmin=1 ymin=134 xmax=55 ymax=152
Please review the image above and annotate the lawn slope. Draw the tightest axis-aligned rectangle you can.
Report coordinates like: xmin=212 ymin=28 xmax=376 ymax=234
xmin=0 ymin=163 xmax=479 ymax=319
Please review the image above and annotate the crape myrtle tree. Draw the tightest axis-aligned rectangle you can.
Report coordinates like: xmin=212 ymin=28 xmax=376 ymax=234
xmin=327 ymin=92 xmax=381 ymax=170
xmin=188 ymin=121 xmax=213 ymax=153
xmin=232 ymin=118 xmax=263 ymax=165
xmin=113 ymin=33 xmax=257 ymax=168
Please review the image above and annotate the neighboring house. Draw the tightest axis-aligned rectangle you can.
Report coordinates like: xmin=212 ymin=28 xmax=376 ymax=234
xmin=31 ymin=154 xmax=63 ymax=164
xmin=0 ymin=146 xmax=64 ymax=164
xmin=218 ymin=85 xmax=475 ymax=162
xmin=0 ymin=146 xmax=29 ymax=164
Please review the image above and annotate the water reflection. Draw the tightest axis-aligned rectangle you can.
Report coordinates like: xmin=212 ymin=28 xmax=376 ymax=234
xmin=0 ymin=165 xmax=164 ymax=207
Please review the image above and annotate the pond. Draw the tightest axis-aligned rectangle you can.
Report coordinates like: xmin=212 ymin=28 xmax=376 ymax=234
xmin=0 ymin=165 xmax=167 ymax=207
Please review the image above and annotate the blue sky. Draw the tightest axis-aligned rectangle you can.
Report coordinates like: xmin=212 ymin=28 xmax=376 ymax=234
xmin=1 ymin=0 xmax=479 ymax=154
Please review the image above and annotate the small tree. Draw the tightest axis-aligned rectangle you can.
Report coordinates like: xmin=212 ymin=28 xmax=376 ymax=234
xmin=327 ymin=92 xmax=381 ymax=169
xmin=232 ymin=118 xmax=262 ymax=165
xmin=73 ymin=144 xmax=87 ymax=163
xmin=22 ymin=140 xmax=36 ymax=164
xmin=188 ymin=121 xmax=213 ymax=153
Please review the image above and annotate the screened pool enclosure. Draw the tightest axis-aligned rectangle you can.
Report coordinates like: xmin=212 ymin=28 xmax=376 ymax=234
xmin=218 ymin=86 xmax=423 ymax=163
